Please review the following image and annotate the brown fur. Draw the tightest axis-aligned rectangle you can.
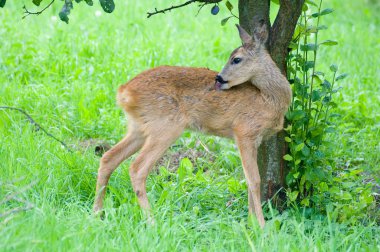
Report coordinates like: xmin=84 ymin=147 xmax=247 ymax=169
xmin=93 ymin=24 xmax=292 ymax=228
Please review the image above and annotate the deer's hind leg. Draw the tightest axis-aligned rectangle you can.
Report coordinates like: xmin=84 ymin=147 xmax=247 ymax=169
xmin=129 ymin=123 xmax=184 ymax=217
xmin=94 ymin=121 xmax=145 ymax=213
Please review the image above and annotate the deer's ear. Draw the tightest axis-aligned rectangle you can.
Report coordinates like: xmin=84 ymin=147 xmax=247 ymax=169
xmin=236 ymin=24 xmax=253 ymax=46
xmin=253 ymin=19 xmax=268 ymax=45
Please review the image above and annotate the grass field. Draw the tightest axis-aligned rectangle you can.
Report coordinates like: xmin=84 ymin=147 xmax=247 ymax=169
xmin=1 ymin=0 xmax=379 ymax=251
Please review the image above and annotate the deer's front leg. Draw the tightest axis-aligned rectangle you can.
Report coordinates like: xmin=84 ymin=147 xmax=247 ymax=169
xmin=235 ymin=133 xmax=265 ymax=228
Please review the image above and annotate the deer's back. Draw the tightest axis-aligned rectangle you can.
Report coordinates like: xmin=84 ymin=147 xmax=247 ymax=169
xmin=118 ymin=66 xmax=277 ymax=138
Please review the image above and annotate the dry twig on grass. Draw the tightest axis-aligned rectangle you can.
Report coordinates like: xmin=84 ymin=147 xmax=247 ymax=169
xmin=0 ymin=106 xmax=72 ymax=152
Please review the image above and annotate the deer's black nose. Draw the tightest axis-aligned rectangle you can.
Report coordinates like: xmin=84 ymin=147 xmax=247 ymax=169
xmin=215 ymin=75 xmax=228 ymax=84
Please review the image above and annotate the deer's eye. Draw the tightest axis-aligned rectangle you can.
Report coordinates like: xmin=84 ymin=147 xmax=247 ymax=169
xmin=232 ymin=57 xmax=242 ymax=65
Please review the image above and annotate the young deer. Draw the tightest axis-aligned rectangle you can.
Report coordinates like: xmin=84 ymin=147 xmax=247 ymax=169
xmin=93 ymin=23 xmax=291 ymax=228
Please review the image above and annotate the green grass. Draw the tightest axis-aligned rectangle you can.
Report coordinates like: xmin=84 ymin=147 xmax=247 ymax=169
xmin=0 ymin=0 xmax=379 ymax=251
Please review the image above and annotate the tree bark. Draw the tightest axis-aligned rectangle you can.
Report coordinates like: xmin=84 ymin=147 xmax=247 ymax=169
xmin=238 ymin=0 xmax=304 ymax=203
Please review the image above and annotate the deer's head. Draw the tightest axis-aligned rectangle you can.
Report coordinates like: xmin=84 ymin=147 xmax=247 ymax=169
xmin=215 ymin=21 xmax=269 ymax=90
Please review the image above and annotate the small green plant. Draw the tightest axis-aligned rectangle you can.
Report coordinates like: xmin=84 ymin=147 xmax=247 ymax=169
xmin=284 ymin=0 xmax=375 ymax=224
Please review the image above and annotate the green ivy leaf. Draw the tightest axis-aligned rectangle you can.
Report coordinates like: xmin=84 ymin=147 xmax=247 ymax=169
xmin=99 ymin=0 xmax=115 ymax=13
xmin=301 ymin=198 xmax=310 ymax=206
xmin=301 ymin=145 xmax=310 ymax=157
xmin=283 ymin=154 xmax=293 ymax=161
xmin=289 ymin=191 xmax=299 ymax=201
xmin=300 ymin=175 xmax=306 ymax=186
xmin=319 ymin=182 xmax=328 ymax=192
xmin=342 ymin=192 xmax=353 ymax=200
xmin=295 ymin=143 xmax=305 ymax=152
xmin=285 ymin=137 xmax=292 ymax=143
xmin=0 ymin=0 xmax=6 ymax=8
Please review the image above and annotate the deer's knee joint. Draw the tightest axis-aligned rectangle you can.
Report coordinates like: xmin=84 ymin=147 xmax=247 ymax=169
xmin=250 ymin=178 xmax=261 ymax=191
xmin=100 ymin=152 xmax=113 ymax=165
xmin=129 ymin=166 xmax=138 ymax=179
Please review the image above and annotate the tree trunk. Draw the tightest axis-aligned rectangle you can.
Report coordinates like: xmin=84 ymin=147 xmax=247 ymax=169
xmin=238 ymin=0 xmax=304 ymax=203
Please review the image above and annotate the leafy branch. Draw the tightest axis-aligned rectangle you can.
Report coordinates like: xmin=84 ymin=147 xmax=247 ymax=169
xmin=147 ymin=0 xmax=222 ymax=18
xmin=22 ymin=0 xmax=55 ymax=19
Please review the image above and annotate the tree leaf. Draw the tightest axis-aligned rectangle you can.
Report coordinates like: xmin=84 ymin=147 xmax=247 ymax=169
xmin=32 ymin=0 xmax=42 ymax=6
xmin=225 ymin=1 xmax=233 ymax=11
xmin=319 ymin=40 xmax=338 ymax=46
xmin=84 ymin=0 xmax=93 ymax=6
xmin=221 ymin=16 xmax=232 ymax=26
xmin=59 ymin=0 xmax=73 ymax=24
xmin=99 ymin=0 xmax=115 ymax=13
xmin=0 ymin=0 xmax=6 ymax=8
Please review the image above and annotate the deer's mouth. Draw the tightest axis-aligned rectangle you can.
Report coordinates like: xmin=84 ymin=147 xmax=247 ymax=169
xmin=215 ymin=75 xmax=229 ymax=90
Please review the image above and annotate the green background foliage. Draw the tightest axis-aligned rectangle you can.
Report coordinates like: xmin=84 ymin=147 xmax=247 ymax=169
xmin=0 ymin=0 xmax=379 ymax=250
xmin=284 ymin=0 xmax=377 ymax=225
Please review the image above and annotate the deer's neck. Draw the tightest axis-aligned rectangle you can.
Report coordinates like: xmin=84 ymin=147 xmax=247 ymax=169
xmin=250 ymin=62 xmax=292 ymax=113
